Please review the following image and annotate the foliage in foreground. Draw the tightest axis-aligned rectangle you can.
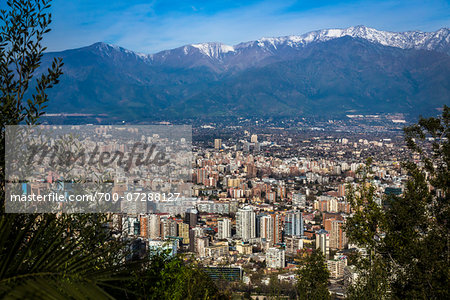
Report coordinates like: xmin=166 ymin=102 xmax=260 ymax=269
xmin=114 ymin=253 xmax=225 ymax=300
xmin=0 ymin=213 xmax=224 ymax=299
xmin=345 ymin=106 xmax=450 ymax=299
xmin=296 ymin=250 xmax=330 ymax=300
xmin=0 ymin=214 xmax=129 ymax=298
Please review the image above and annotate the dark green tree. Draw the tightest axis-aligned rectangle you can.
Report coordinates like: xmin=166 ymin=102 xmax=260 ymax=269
xmin=296 ymin=250 xmax=330 ymax=300
xmin=114 ymin=252 xmax=225 ymax=300
xmin=345 ymin=255 xmax=390 ymax=300
xmin=384 ymin=106 xmax=449 ymax=298
xmin=345 ymin=106 xmax=450 ymax=299
xmin=0 ymin=0 xmax=63 ymax=127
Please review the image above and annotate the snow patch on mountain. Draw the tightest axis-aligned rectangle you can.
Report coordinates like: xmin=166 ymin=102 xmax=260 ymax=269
xmin=92 ymin=42 xmax=149 ymax=59
xmin=190 ymin=42 xmax=235 ymax=58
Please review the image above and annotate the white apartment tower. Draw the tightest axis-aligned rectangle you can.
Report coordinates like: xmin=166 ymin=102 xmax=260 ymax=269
xmin=316 ymin=229 xmax=330 ymax=259
xmin=217 ymin=218 xmax=231 ymax=239
xmin=236 ymin=206 xmax=256 ymax=241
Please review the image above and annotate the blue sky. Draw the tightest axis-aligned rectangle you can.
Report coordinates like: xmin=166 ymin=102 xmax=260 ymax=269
xmin=44 ymin=0 xmax=450 ymax=53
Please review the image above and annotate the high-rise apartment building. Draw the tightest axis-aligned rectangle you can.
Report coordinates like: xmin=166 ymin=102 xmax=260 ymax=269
xmin=189 ymin=227 xmax=204 ymax=252
xmin=160 ymin=217 xmax=170 ymax=239
xmin=338 ymin=184 xmax=346 ymax=197
xmin=214 ymin=139 xmax=222 ymax=150
xmin=122 ymin=216 xmax=139 ymax=237
xmin=177 ymin=222 xmax=190 ymax=244
xmin=329 ymin=220 xmax=348 ymax=250
xmin=217 ymin=218 xmax=231 ymax=239
xmin=254 ymin=142 xmax=260 ymax=152
xmin=139 ymin=215 xmax=149 ymax=238
xmin=185 ymin=208 xmax=198 ymax=228
xmin=148 ymin=214 xmax=160 ymax=239
xmin=260 ymin=215 xmax=273 ymax=241
xmin=316 ymin=229 xmax=330 ymax=259
xmin=260 ymin=214 xmax=282 ymax=245
xmin=236 ymin=206 xmax=256 ymax=241
xmin=272 ymin=214 xmax=282 ymax=244
xmin=327 ymin=255 xmax=348 ymax=279
xmin=243 ymin=141 xmax=250 ymax=152
xmin=250 ymin=134 xmax=258 ymax=143
xmin=284 ymin=211 xmax=304 ymax=237
xmin=196 ymin=236 xmax=209 ymax=257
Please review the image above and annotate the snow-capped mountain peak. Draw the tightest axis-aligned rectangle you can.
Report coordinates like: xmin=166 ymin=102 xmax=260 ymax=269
xmin=247 ymin=25 xmax=450 ymax=52
xmin=176 ymin=26 xmax=450 ymax=57
xmin=189 ymin=42 xmax=235 ymax=58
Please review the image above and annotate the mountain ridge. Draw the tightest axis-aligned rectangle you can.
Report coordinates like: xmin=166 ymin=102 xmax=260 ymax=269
xmin=39 ymin=26 xmax=450 ymax=121
xmin=74 ymin=26 xmax=449 ymax=73
xmin=87 ymin=25 xmax=450 ymax=59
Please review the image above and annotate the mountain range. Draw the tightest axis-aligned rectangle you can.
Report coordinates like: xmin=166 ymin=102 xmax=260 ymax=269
xmin=40 ymin=25 xmax=450 ymax=121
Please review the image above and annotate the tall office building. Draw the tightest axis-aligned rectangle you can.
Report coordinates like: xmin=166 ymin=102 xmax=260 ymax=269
xmin=236 ymin=206 xmax=256 ymax=241
xmin=214 ymin=139 xmax=222 ymax=150
xmin=217 ymin=218 xmax=231 ymax=239
xmin=316 ymin=229 xmax=330 ymax=259
xmin=284 ymin=211 xmax=304 ymax=237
